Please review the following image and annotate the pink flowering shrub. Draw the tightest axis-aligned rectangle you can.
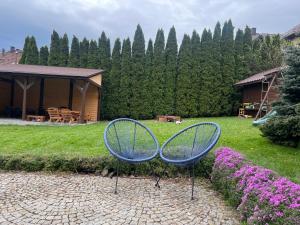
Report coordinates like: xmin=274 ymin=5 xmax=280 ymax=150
xmin=211 ymin=147 xmax=245 ymax=205
xmin=211 ymin=147 xmax=300 ymax=225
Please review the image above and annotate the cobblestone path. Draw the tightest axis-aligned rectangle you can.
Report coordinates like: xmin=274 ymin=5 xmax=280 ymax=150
xmin=0 ymin=172 xmax=240 ymax=225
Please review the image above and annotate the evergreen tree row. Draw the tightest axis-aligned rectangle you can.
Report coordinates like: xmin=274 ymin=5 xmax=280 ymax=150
xmin=19 ymin=21 xmax=283 ymax=119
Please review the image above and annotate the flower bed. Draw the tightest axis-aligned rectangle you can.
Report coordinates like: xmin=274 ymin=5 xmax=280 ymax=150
xmin=211 ymin=147 xmax=300 ymax=225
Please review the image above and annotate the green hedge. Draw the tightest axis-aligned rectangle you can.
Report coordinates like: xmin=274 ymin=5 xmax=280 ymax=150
xmin=0 ymin=153 xmax=215 ymax=178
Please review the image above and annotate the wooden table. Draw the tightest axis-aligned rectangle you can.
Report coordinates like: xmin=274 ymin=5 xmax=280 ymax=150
xmin=26 ymin=115 xmax=46 ymax=122
xmin=157 ymin=115 xmax=181 ymax=122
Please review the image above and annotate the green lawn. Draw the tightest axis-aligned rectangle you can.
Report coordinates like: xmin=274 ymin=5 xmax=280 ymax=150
xmin=0 ymin=117 xmax=299 ymax=183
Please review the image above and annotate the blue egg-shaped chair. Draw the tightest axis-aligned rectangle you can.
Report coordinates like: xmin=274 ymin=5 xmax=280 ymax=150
xmin=104 ymin=118 xmax=160 ymax=194
xmin=158 ymin=122 xmax=221 ymax=200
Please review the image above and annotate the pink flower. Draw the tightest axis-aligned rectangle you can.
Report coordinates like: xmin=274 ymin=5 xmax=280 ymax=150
xmin=289 ymin=203 xmax=300 ymax=209
xmin=275 ymin=211 xmax=284 ymax=217
xmin=211 ymin=147 xmax=300 ymax=224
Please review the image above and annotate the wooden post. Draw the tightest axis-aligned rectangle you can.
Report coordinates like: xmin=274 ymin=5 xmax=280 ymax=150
xmin=21 ymin=79 xmax=28 ymax=120
xmin=75 ymin=81 xmax=90 ymax=123
xmin=68 ymin=80 xmax=74 ymax=110
xmin=97 ymin=87 xmax=101 ymax=121
xmin=16 ymin=78 xmax=35 ymax=120
xmin=10 ymin=79 xmax=15 ymax=108
xmin=255 ymin=74 xmax=277 ymax=120
xmin=38 ymin=78 xmax=45 ymax=115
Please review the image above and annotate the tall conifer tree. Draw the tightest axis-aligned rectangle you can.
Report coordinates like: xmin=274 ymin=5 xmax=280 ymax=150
xmin=151 ymin=29 xmax=166 ymax=116
xmin=87 ymin=40 xmax=99 ymax=68
xmin=98 ymin=32 xmax=111 ymax=71
xmin=190 ymin=30 xmax=201 ymax=117
xmin=106 ymin=38 xmax=121 ymax=119
xmin=130 ymin=25 xmax=145 ymax=119
xmin=252 ymin=35 xmax=263 ymax=73
xmin=234 ymin=29 xmax=245 ymax=80
xmin=106 ymin=38 xmax=111 ymax=67
xmin=176 ymin=34 xmax=192 ymax=117
xmin=210 ymin=22 xmax=223 ymax=116
xmin=25 ymin=36 xmax=39 ymax=65
xmin=143 ymin=39 xmax=154 ymax=118
xmin=233 ymin=29 xmax=245 ymax=113
xmin=99 ymin=32 xmax=111 ymax=119
xmin=220 ymin=20 xmax=236 ymax=115
xmin=59 ymin=33 xmax=69 ymax=66
xmin=48 ymin=30 xmax=61 ymax=66
xmin=164 ymin=26 xmax=178 ymax=115
xmin=243 ymin=26 xmax=253 ymax=76
xmin=119 ymin=38 xmax=132 ymax=117
xmin=79 ymin=38 xmax=89 ymax=68
xmin=69 ymin=36 xmax=80 ymax=67
xmin=270 ymin=34 xmax=283 ymax=68
xmin=260 ymin=35 xmax=272 ymax=70
xmin=39 ymin=46 xmax=49 ymax=65
xmin=19 ymin=36 xmax=30 ymax=64
xmin=198 ymin=29 xmax=214 ymax=116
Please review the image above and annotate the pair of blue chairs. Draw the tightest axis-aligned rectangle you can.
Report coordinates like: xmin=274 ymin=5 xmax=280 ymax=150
xmin=104 ymin=118 xmax=221 ymax=200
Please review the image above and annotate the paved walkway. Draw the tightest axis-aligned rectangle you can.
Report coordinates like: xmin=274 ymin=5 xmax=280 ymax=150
xmin=0 ymin=172 xmax=240 ymax=225
xmin=0 ymin=119 xmax=95 ymax=126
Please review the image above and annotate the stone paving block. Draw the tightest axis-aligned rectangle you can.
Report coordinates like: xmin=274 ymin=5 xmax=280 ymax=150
xmin=0 ymin=172 xmax=240 ymax=225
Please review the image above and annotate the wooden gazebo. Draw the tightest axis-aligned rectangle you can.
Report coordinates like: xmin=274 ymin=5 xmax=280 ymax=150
xmin=235 ymin=67 xmax=283 ymax=119
xmin=0 ymin=64 xmax=103 ymax=123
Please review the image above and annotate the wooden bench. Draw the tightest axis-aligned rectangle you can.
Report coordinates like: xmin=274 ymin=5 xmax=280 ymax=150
xmin=26 ymin=115 xmax=46 ymax=122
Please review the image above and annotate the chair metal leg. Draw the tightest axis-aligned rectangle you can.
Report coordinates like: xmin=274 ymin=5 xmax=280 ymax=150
xmin=149 ymin=162 xmax=160 ymax=188
xmin=114 ymin=161 xmax=119 ymax=194
xmin=155 ymin=165 xmax=167 ymax=188
xmin=155 ymin=175 xmax=161 ymax=188
xmin=191 ymin=164 xmax=195 ymax=200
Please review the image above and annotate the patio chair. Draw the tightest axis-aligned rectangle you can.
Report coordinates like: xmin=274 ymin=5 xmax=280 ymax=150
xmin=60 ymin=108 xmax=75 ymax=123
xmin=70 ymin=111 xmax=80 ymax=123
xmin=104 ymin=118 xmax=160 ymax=194
xmin=47 ymin=107 xmax=63 ymax=123
xmin=158 ymin=122 xmax=221 ymax=200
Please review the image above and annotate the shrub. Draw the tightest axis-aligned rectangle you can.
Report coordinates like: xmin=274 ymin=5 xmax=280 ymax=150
xmin=260 ymin=115 xmax=300 ymax=147
xmin=211 ymin=147 xmax=245 ymax=205
xmin=0 ymin=153 xmax=214 ymax=178
xmin=211 ymin=147 xmax=300 ymax=225
xmin=260 ymin=46 xmax=300 ymax=147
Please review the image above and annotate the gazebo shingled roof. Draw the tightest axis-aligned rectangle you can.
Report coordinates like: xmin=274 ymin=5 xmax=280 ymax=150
xmin=0 ymin=64 xmax=103 ymax=78
xmin=235 ymin=67 xmax=283 ymax=86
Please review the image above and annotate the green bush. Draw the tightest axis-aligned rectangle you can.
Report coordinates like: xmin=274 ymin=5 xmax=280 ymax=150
xmin=0 ymin=153 xmax=215 ymax=178
xmin=260 ymin=47 xmax=300 ymax=147
xmin=4 ymin=157 xmax=23 ymax=170
xmin=260 ymin=115 xmax=300 ymax=147
xmin=21 ymin=157 xmax=45 ymax=171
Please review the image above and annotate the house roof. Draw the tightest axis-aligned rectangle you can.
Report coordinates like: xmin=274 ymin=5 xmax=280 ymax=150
xmin=282 ymin=24 xmax=300 ymax=39
xmin=0 ymin=64 xmax=103 ymax=78
xmin=235 ymin=67 xmax=282 ymax=86
xmin=0 ymin=51 xmax=22 ymax=65
xmin=252 ymin=33 xmax=275 ymax=40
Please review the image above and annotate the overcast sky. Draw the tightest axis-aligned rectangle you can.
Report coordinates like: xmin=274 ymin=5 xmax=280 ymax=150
xmin=0 ymin=0 xmax=299 ymax=50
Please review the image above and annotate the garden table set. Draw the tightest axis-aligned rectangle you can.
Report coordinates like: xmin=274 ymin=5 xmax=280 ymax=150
xmin=47 ymin=107 xmax=81 ymax=123
xmin=104 ymin=118 xmax=221 ymax=200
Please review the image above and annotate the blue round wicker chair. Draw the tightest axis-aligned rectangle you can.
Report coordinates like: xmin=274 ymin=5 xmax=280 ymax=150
xmin=158 ymin=122 xmax=221 ymax=200
xmin=104 ymin=118 xmax=160 ymax=193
